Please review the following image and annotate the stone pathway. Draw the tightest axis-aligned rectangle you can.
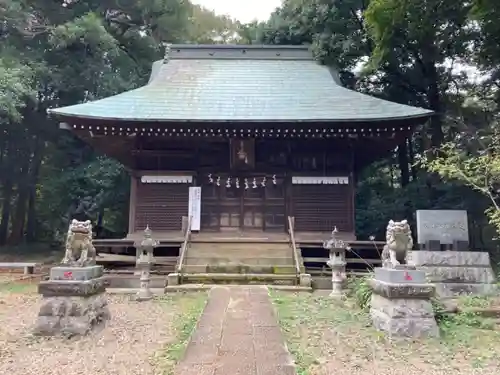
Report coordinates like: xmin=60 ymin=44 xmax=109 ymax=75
xmin=174 ymin=286 xmax=296 ymax=375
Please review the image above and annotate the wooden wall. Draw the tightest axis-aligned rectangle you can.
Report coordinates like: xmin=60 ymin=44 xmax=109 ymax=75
xmin=291 ymin=183 xmax=354 ymax=232
xmin=131 ymin=178 xmax=189 ymax=232
xmin=129 ymin=138 xmax=356 ymax=234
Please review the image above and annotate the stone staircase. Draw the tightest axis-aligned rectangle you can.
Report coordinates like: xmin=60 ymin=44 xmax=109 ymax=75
xmin=176 ymin=242 xmax=305 ymax=286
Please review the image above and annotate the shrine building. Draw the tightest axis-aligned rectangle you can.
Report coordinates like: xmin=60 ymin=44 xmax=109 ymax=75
xmin=48 ymin=45 xmax=433 ymax=287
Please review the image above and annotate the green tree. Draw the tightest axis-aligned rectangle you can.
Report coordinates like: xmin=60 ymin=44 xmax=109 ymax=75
xmin=364 ymin=0 xmax=476 ymax=148
xmin=0 ymin=0 xmax=238 ymax=246
xmin=421 ymin=117 xmax=500 ymax=234
xmin=255 ymin=0 xmax=500 ymax=247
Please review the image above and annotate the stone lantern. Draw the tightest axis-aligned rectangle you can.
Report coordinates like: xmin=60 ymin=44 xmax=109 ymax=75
xmin=133 ymin=226 xmax=159 ymax=301
xmin=323 ymin=227 xmax=348 ymax=298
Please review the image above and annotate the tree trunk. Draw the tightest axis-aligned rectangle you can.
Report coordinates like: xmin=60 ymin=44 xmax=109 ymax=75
xmin=408 ymin=136 xmax=417 ymax=181
xmin=397 ymin=139 xmax=410 ymax=187
xmin=425 ymin=62 xmax=444 ymax=148
xmin=26 ymin=189 xmax=37 ymax=243
xmin=8 ymin=184 xmax=29 ymax=245
xmin=0 ymin=180 xmax=13 ymax=245
xmin=8 ymin=143 xmax=31 ymax=245
xmin=0 ymin=139 xmax=11 ymax=245
xmin=96 ymin=209 xmax=104 ymax=238
xmin=25 ymin=139 xmax=44 ymax=243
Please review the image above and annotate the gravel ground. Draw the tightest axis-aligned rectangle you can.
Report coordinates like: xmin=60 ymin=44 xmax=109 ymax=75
xmin=0 ymin=275 xmax=16 ymax=283
xmin=272 ymin=292 xmax=500 ymax=375
xmin=0 ymin=290 xmax=190 ymax=375
xmin=0 ymin=274 xmax=43 ymax=284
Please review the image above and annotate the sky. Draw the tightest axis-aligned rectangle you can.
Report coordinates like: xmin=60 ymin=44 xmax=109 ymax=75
xmin=191 ymin=0 xmax=282 ymax=23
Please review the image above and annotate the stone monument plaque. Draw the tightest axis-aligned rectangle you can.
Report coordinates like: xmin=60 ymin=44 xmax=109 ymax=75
xmin=416 ymin=210 xmax=469 ymax=245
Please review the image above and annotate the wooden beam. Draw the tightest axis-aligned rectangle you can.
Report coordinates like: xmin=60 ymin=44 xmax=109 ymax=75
xmin=73 ymin=130 xmax=135 ymax=167
xmin=96 ymin=254 xmax=178 ymax=265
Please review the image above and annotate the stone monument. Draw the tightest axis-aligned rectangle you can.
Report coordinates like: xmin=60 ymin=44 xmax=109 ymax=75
xmin=34 ymin=219 xmax=110 ymax=337
xmin=411 ymin=210 xmax=496 ymax=297
xmin=416 ymin=209 xmax=469 ymax=250
xmin=323 ymin=227 xmax=348 ymax=298
xmin=133 ymin=226 xmax=159 ymax=301
xmin=370 ymin=219 xmax=439 ymax=338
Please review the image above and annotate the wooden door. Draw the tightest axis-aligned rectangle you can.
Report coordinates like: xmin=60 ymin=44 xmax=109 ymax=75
xmin=200 ymin=174 xmax=286 ymax=232
xmin=242 ymin=182 xmax=264 ymax=229
xmin=200 ymin=176 xmax=243 ymax=231
xmin=263 ymin=176 xmax=286 ymax=231
xmin=200 ymin=182 xmax=221 ymax=231
xmin=219 ymin=183 xmax=241 ymax=231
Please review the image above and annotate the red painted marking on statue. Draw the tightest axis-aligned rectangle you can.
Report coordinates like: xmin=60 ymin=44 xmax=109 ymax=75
xmin=63 ymin=271 xmax=73 ymax=279
xmin=404 ymin=271 xmax=412 ymax=281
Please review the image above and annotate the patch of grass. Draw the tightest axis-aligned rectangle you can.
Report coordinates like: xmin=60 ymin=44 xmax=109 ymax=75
xmin=346 ymin=273 xmax=373 ymax=311
xmin=457 ymin=295 xmax=494 ymax=308
xmin=272 ymin=291 xmax=370 ymax=375
xmin=433 ymin=296 xmax=498 ymax=340
xmin=271 ymin=291 xmax=500 ymax=375
xmin=436 ymin=309 xmax=497 ymax=342
xmin=154 ymin=292 xmax=207 ymax=374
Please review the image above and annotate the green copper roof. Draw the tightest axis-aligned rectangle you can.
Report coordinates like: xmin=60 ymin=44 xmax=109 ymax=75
xmin=48 ymin=45 xmax=433 ymax=122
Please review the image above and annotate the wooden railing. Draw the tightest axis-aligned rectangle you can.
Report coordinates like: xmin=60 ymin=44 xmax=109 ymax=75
xmin=176 ymin=215 xmax=193 ymax=274
xmin=287 ymin=216 xmax=302 ymax=277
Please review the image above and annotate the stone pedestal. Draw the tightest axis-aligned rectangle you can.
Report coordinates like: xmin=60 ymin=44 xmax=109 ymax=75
xmin=34 ymin=265 xmax=110 ymax=337
xmin=329 ymin=279 xmax=344 ymax=298
xmin=134 ymin=248 xmax=141 ymax=276
xmin=327 ymin=258 xmax=346 ymax=299
xmin=166 ymin=273 xmax=180 ymax=286
xmin=369 ymin=267 xmax=439 ymax=338
xmin=299 ymin=273 xmax=312 ymax=288
xmin=135 ymin=261 xmax=153 ymax=301
xmin=408 ymin=251 xmax=497 ymax=298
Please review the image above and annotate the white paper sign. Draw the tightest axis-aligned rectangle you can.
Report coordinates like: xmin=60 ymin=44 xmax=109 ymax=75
xmin=188 ymin=186 xmax=201 ymax=231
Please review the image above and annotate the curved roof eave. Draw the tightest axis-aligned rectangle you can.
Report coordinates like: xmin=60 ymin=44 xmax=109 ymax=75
xmin=48 ymin=109 xmax=434 ymax=124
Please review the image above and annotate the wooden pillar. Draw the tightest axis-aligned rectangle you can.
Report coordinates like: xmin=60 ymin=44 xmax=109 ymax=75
xmin=128 ymin=175 xmax=138 ymax=234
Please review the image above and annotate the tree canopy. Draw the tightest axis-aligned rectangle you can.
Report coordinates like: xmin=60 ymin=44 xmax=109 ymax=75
xmin=249 ymin=0 xmax=500 ymax=248
xmin=0 ymin=0 xmax=240 ymax=245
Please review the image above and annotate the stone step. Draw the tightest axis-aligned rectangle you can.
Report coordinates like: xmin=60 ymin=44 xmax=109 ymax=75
xmin=184 ymin=256 xmax=296 ymax=266
xmin=104 ymin=274 xmax=166 ymax=289
xmin=107 ymin=287 xmax=165 ymax=295
xmin=182 ymin=264 xmax=299 ymax=274
xmin=165 ymin=284 xmax=312 ymax=293
xmin=190 ymin=242 xmax=290 ymax=248
xmin=188 ymin=245 xmax=291 ymax=250
xmin=180 ymin=272 xmax=298 ymax=286
xmin=187 ymin=246 xmax=291 ymax=255
xmin=188 ymin=243 xmax=291 ymax=252
xmin=186 ymin=252 xmax=292 ymax=260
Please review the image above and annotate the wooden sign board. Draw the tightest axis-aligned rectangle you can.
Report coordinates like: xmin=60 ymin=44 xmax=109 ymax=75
xmin=230 ymin=139 xmax=255 ymax=169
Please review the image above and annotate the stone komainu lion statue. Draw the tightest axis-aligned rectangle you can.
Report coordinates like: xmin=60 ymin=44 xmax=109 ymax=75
xmin=381 ymin=219 xmax=414 ymax=268
xmin=61 ymin=219 xmax=96 ymax=267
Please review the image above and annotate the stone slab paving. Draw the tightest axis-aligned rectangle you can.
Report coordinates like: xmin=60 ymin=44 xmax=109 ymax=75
xmin=174 ymin=286 xmax=297 ymax=375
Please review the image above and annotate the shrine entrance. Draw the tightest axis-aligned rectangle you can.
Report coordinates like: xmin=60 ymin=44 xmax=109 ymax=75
xmin=200 ymin=174 xmax=286 ymax=232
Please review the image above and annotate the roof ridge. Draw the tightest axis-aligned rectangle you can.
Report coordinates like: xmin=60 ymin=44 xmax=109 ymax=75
xmin=163 ymin=44 xmax=314 ymax=61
